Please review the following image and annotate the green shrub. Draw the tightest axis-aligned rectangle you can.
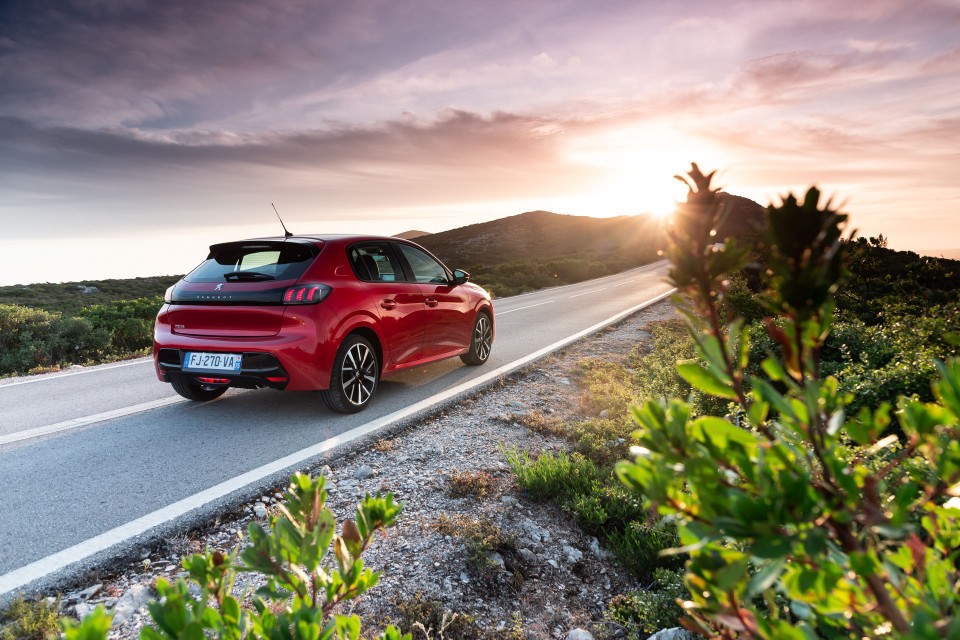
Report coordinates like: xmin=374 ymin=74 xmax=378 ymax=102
xmin=0 ymin=304 xmax=61 ymax=374
xmin=603 ymin=568 xmax=686 ymax=638
xmin=570 ymin=417 xmax=634 ymax=467
xmin=578 ymin=358 xmax=635 ymax=420
xmin=61 ymin=473 xmax=407 ymax=640
xmin=0 ymin=593 xmax=62 ymax=640
xmin=505 ymin=448 xmax=678 ymax=579
xmin=0 ymin=295 xmax=165 ymax=376
xmin=618 ymin=164 xmax=960 ymax=637
xmin=630 ymin=319 xmax=728 ymax=417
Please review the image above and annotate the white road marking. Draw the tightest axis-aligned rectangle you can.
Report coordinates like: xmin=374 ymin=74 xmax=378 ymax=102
xmin=0 ymin=285 xmax=676 ymax=597
xmin=613 ymin=279 xmax=639 ymax=287
xmin=0 ymin=397 xmax=185 ymax=447
xmin=568 ymin=287 xmax=607 ymax=298
xmin=0 ymin=359 xmax=152 ymax=389
xmin=495 ymin=300 xmax=555 ymax=316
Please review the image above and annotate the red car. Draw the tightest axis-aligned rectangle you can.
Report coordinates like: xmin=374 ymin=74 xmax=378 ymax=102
xmin=154 ymin=235 xmax=494 ymax=413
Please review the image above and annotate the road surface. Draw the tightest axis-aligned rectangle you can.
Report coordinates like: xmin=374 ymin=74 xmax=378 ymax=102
xmin=0 ymin=261 xmax=674 ymax=598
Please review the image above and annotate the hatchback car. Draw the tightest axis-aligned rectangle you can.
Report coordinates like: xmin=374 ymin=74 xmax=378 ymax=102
xmin=154 ymin=235 xmax=494 ymax=413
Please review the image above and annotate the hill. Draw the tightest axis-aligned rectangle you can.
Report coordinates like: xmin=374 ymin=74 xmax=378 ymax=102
xmin=393 ymin=230 xmax=430 ymax=240
xmin=414 ymin=210 xmax=668 ymax=296
xmin=415 ymin=210 xmax=662 ymax=268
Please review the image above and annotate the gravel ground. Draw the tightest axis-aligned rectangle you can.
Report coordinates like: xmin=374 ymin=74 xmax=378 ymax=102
xmin=49 ymin=300 xmax=678 ymax=639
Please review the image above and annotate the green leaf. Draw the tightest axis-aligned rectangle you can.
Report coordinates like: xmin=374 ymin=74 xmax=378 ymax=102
xmin=62 ymin=605 xmax=113 ymax=640
xmin=691 ymin=416 xmax=760 ymax=453
xmin=750 ymin=536 xmax=793 ymax=560
xmin=746 ymin=558 xmax=787 ymax=598
xmin=677 ymin=361 xmax=737 ymax=399
xmin=751 ymin=378 xmax=797 ymax=420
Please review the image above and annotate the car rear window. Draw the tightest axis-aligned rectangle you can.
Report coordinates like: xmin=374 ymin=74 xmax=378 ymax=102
xmin=185 ymin=241 xmax=320 ymax=283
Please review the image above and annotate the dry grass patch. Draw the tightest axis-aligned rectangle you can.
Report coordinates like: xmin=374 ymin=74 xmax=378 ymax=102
xmin=448 ymin=469 xmax=494 ymax=499
xmin=373 ymin=438 xmax=397 ymax=452
xmin=513 ymin=410 xmax=567 ymax=436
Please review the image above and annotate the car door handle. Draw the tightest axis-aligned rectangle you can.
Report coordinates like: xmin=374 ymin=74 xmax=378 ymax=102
xmin=425 ymin=297 xmax=439 ymax=308
xmin=380 ymin=299 xmax=397 ymax=310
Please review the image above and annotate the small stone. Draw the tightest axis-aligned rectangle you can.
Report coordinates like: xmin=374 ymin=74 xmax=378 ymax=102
xmin=599 ymin=409 xmax=609 ymax=419
xmin=488 ymin=552 xmax=506 ymax=572
xmin=111 ymin=585 xmax=150 ymax=628
xmin=589 ymin=536 xmax=613 ymax=561
xmin=647 ymin=629 xmax=699 ymax=640
xmin=547 ymin=559 xmax=559 ymax=569
xmin=518 ymin=548 xmax=537 ymax=564
xmin=354 ymin=465 xmax=375 ymax=480
xmin=77 ymin=583 xmax=103 ymax=600
xmin=562 ymin=544 xmax=583 ymax=564
xmin=460 ymin=572 xmax=470 ymax=584
xmin=566 ymin=630 xmax=594 ymax=640
xmin=443 ymin=576 xmax=452 ymax=591
xmin=253 ymin=503 xmax=268 ymax=518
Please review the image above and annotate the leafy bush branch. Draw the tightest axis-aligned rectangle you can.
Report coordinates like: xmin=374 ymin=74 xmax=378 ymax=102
xmin=61 ymin=472 xmax=408 ymax=640
xmin=618 ymin=164 xmax=960 ymax=638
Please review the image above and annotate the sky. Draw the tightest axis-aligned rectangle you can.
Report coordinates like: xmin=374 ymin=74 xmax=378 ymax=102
xmin=1 ymin=0 xmax=959 ymax=286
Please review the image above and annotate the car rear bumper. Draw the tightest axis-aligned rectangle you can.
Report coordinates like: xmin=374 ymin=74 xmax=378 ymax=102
xmin=156 ymin=348 xmax=293 ymax=390
xmin=153 ymin=307 xmax=337 ymax=391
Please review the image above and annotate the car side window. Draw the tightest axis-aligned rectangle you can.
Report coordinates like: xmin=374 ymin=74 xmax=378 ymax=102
xmin=396 ymin=244 xmax=450 ymax=284
xmin=348 ymin=244 xmax=405 ymax=282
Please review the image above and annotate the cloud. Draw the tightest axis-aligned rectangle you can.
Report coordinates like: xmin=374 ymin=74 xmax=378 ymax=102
xmin=0 ymin=109 xmax=611 ymax=238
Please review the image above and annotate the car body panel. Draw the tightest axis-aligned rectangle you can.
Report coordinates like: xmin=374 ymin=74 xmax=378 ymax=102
xmin=153 ymin=234 xmax=494 ymax=402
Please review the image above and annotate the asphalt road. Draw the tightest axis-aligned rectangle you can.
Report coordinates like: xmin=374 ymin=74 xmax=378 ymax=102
xmin=0 ymin=261 xmax=673 ymax=598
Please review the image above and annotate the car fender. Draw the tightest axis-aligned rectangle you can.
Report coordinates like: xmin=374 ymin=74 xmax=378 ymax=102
xmin=324 ymin=309 xmax=387 ymax=377
xmin=474 ymin=299 xmax=496 ymax=342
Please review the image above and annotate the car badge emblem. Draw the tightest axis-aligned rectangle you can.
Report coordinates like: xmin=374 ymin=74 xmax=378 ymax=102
xmin=215 ymin=284 xmax=223 ymax=290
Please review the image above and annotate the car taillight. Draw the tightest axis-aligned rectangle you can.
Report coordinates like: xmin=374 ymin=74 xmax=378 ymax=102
xmin=283 ymin=284 xmax=331 ymax=305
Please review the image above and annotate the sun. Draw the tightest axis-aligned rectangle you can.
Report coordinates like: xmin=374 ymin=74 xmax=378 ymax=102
xmin=560 ymin=122 xmax=725 ymax=220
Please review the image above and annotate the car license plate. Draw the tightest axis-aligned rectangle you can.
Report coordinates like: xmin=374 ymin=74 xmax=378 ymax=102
xmin=183 ymin=352 xmax=242 ymax=372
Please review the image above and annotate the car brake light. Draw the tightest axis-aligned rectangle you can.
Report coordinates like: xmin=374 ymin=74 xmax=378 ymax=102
xmin=197 ymin=377 xmax=230 ymax=384
xmin=283 ymin=284 xmax=331 ymax=305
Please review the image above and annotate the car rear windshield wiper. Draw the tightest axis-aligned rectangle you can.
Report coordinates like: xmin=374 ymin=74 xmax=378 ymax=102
xmin=223 ymin=271 xmax=275 ymax=281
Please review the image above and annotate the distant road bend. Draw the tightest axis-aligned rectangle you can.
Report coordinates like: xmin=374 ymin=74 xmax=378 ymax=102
xmin=0 ymin=261 xmax=674 ymax=600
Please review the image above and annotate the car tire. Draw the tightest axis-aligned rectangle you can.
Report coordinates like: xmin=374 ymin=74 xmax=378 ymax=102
xmin=321 ymin=334 xmax=379 ymax=413
xmin=170 ymin=377 xmax=228 ymax=402
xmin=460 ymin=311 xmax=492 ymax=366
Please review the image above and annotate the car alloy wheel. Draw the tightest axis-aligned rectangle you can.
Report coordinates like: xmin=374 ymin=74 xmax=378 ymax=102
xmin=460 ymin=312 xmax=492 ymax=365
xmin=322 ymin=335 xmax=379 ymax=413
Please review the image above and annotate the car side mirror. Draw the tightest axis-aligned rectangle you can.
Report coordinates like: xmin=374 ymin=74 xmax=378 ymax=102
xmin=452 ymin=269 xmax=470 ymax=285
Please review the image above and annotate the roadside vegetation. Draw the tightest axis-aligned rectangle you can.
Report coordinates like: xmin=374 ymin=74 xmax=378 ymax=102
xmin=504 ymin=166 xmax=960 ymax=638
xmin=8 ymin=473 xmax=406 ymax=640
xmin=616 ymin=164 xmax=960 ymax=637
